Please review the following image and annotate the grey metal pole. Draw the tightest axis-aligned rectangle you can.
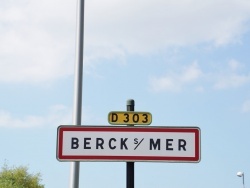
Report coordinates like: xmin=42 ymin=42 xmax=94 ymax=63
xmin=126 ymin=99 xmax=135 ymax=188
xmin=243 ymin=173 xmax=245 ymax=188
xmin=69 ymin=0 xmax=84 ymax=188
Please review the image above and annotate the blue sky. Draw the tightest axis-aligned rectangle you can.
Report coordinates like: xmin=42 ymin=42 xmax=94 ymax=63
xmin=1 ymin=0 xmax=250 ymax=187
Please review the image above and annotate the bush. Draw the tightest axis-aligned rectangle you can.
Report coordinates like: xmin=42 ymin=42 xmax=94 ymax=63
xmin=0 ymin=164 xmax=44 ymax=188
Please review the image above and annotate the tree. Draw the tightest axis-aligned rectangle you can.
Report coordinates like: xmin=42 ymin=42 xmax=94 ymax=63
xmin=0 ymin=164 xmax=44 ymax=188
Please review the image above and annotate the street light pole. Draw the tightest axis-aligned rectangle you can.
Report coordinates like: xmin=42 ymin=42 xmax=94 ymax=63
xmin=237 ymin=171 xmax=245 ymax=188
xmin=70 ymin=0 xmax=85 ymax=188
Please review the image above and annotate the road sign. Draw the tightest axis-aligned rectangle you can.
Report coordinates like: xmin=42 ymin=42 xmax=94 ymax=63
xmin=57 ymin=126 xmax=201 ymax=163
xmin=108 ymin=111 xmax=152 ymax=125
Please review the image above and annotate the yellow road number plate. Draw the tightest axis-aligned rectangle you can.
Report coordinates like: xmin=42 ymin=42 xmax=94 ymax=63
xmin=108 ymin=111 xmax=152 ymax=125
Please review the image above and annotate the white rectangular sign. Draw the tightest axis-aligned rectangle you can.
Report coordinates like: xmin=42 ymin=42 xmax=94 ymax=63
xmin=57 ymin=126 xmax=200 ymax=162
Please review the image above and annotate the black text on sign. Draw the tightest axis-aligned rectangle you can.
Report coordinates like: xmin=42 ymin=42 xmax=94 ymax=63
xmin=108 ymin=111 xmax=152 ymax=125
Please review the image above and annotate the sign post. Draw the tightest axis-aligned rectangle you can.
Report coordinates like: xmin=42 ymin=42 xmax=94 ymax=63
xmin=127 ymin=99 xmax=135 ymax=188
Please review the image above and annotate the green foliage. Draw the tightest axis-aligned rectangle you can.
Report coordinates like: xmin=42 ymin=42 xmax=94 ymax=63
xmin=0 ymin=164 xmax=44 ymax=188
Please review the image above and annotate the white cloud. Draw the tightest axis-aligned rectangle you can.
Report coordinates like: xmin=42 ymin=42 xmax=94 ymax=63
xmin=228 ymin=59 xmax=243 ymax=71
xmin=214 ymin=60 xmax=250 ymax=89
xmin=150 ymin=62 xmax=203 ymax=92
xmin=214 ymin=74 xmax=250 ymax=89
xmin=1 ymin=0 xmax=250 ymax=83
xmin=242 ymin=100 xmax=250 ymax=113
xmin=0 ymin=105 xmax=72 ymax=128
xmin=85 ymin=0 xmax=250 ymax=55
xmin=0 ymin=104 xmax=105 ymax=128
xmin=0 ymin=0 xmax=76 ymax=84
xmin=150 ymin=59 xmax=250 ymax=92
